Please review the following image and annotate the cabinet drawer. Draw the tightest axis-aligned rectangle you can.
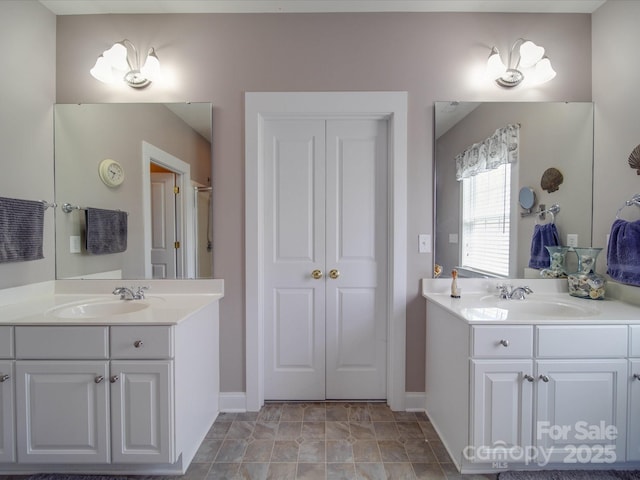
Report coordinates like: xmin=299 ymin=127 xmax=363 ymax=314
xmin=110 ymin=326 xmax=174 ymax=359
xmin=631 ymin=326 xmax=640 ymax=357
xmin=0 ymin=326 xmax=13 ymax=358
xmin=536 ymin=325 xmax=628 ymax=358
xmin=15 ymin=326 xmax=109 ymax=359
xmin=472 ymin=326 xmax=533 ymax=357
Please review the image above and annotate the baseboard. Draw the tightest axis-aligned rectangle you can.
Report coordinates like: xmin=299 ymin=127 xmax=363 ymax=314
xmin=219 ymin=391 xmax=427 ymax=413
xmin=219 ymin=392 xmax=247 ymax=412
xmin=404 ymin=392 xmax=426 ymax=412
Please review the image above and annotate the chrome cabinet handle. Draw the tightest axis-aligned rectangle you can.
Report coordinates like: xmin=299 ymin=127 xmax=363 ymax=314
xmin=539 ymin=374 xmax=550 ymax=383
xmin=134 ymin=340 xmax=143 ymax=348
xmin=329 ymin=269 xmax=340 ymax=279
xmin=94 ymin=375 xmax=104 ymax=384
xmin=499 ymin=339 xmax=510 ymax=347
xmin=110 ymin=375 xmax=119 ymax=383
xmin=0 ymin=374 xmax=10 ymax=382
xmin=633 ymin=373 xmax=640 ymax=381
xmin=523 ymin=374 xmax=535 ymax=382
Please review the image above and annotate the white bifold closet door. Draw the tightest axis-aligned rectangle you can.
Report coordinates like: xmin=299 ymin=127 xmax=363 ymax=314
xmin=263 ymin=118 xmax=388 ymax=400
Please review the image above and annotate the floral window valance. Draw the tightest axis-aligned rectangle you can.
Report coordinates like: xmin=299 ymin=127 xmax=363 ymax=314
xmin=455 ymin=124 xmax=520 ymax=181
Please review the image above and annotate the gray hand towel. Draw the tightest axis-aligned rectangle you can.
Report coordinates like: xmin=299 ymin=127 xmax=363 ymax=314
xmin=85 ymin=207 xmax=128 ymax=254
xmin=0 ymin=196 xmax=45 ymax=263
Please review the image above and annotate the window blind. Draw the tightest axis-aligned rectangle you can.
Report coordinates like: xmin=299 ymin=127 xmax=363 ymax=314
xmin=461 ymin=163 xmax=511 ymax=277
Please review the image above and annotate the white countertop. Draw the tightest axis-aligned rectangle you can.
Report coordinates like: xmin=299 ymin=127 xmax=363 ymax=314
xmin=0 ymin=279 xmax=224 ymax=326
xmin=422 ymin=278 xmax=640 ymax=324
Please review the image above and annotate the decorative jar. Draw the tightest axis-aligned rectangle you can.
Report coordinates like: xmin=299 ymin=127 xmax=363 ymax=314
xmin=567 ymin=247 xmax=606 ymax=300
xmin=540 ymin=246 xmax=570 ymax=278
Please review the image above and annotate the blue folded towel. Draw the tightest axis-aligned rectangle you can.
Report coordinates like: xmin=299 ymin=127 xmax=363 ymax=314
xmin=0 ymin=196 xmax=45 ymax=263
xmin=607 ymin=218 xmax=640 ymax=286
xmin=528 ymin=223 xmax=560 ymax=269
xmin=85 ymin=208 xmax=128 ymax=255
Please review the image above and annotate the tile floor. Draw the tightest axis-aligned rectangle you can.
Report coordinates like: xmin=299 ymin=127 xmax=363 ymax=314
xmin=0 ymin=402 xmax=498 ymax=480
xmin=186 ymin=401 xmax=498 ymax=480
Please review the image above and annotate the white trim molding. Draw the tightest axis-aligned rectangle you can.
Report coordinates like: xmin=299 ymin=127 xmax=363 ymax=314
xmin=244 ymin=92 xmax=408 ymax=412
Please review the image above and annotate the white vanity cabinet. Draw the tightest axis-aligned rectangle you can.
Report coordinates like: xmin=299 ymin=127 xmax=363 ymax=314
xmin=0 ymin=296 xmax=220 ymax=475
xmin=426 ymin=300 xmax=634 ymax=473
xmin=629 ymin=326 xmax=640 ymax=461
xmin=0 ymin=326 xmax=15 ymax=463
xmin=110 ymin=326 xmax=175 ymax=464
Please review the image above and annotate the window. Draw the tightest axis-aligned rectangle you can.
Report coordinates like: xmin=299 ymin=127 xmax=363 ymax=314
xmin=461 ymin=163 xmax=511 ymax=277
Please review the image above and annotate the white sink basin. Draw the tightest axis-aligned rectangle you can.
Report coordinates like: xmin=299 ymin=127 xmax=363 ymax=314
xmin=48 ymin=299 xmax=150 ymax=319
xmin=460 ymin=295 xmax=600 ymax=321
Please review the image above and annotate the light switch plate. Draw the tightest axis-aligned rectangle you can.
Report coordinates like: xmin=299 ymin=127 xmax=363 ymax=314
xmin=418 ymin=234 xmax=431 ymax=253
xmin=449 ymin=233 xmax=459 ymax=244
xmin=567 ymin=234 xmax=578 ymax=247
xmin=70 ymin=235 xmax=81 ymax=253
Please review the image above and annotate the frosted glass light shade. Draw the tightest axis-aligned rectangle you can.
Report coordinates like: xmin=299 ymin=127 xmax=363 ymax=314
xmin=486 ymin=47 xmax=507 ymax=79
xmin=102 ymin=42 xmax=129 ymax=72
xmin=531 ymin=57 xmax=556 ymax=84
xmin=518 ymin=40 xmax=545 ymax=68
xmin=89 ymin=55 xmax=116 ymax=83
xmin=140 ymin=48 xmax=161 ymax=81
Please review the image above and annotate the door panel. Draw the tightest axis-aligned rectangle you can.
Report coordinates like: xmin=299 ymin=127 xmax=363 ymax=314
xmin=264 ymin=120 xmax=326 ymax=400
xmin=325 ymin=119 xmax=387 ymax=399
xmin=150 ymin=172 xmax=177 ymax=279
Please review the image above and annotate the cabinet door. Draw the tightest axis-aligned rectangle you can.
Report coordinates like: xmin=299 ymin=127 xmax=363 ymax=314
xmin=471 ymin=360 xmax=534 ymax=464
xmin=15 ymin=360 xmax=110 ymax=463
xmin=628 ymin=359 xmax=640 ymax=461
xmin=536 ymin=359 xmax=627 ymax=465
xmin=110 ymin=360 xmax=174 ymax=463
xmin=0 ymin=360 xmax=15 ymax=462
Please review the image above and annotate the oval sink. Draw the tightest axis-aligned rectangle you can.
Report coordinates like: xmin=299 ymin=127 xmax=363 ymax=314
xmin=462 ymin=295 xmax=600 ymax=320
xmin=494 ymin=299 xmax=599 ymax=318
xmin=48 ymin=300 xmax=150 ymax=319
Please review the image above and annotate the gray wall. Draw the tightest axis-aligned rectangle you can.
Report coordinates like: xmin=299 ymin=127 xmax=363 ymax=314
xmin=1 ymin=2 xmax=601 ymax=393
xmin=0 ymin=1 xmax=56 ymax=288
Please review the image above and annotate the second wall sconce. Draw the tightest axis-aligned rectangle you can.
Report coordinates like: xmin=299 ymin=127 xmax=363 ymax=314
xmin=486 ymin=38 xmax=556 ymax=87
xmin=90 ymin=39 xmax=160 ymax=88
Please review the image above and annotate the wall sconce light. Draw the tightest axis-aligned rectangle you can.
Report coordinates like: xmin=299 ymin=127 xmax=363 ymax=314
xmin=90 ymin=39 xmax=160 ymax=88
xmin=487 ymin=38 xmax=556 ymax=87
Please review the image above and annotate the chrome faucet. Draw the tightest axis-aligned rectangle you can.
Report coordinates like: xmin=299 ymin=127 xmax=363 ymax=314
xmin=113 ymin=286 xmax=148 ymax=300
xmin=496 ymin=284 xmax=533 ymax=300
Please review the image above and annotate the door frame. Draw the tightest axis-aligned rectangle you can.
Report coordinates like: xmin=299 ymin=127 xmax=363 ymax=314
xmin=142 ymin=141 xmax=195 ymax=279
xmin=245 ymin=92 xmax=408 ymax=411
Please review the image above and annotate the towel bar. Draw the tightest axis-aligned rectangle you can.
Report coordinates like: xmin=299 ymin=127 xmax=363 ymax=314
xmin=39 ymin=200 xmax=57 ymax=210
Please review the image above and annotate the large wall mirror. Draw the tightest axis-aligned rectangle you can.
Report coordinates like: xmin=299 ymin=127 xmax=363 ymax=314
xmin=434 ymin=102 xmax=594 ymax=279
xmin=54 ymin=103 xmax=213 ymax=280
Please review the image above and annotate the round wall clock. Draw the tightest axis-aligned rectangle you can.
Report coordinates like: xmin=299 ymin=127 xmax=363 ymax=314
xmin=99 ymin=158 xmax=125 ymax=187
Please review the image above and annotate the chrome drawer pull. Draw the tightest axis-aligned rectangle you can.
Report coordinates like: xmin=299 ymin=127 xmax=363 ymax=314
xmin=110 ymin=375 xmax=119 ymax=383
xmin=633 ymin=373 xmax=640 ymax=381
xmin=539 ymin=374 xmax=550 ymax=383
xmin=134 ymin=340 xmax=144 ymax=348
xmin=0 ymin=374 xmax=9 ymax=382
xmin=523 ymin=374 xmax=534 ymax=382
xmin=94 ymin=375 xmax=104 ymax=383
xmin=499 ymin=339 xmax=510 ymax=347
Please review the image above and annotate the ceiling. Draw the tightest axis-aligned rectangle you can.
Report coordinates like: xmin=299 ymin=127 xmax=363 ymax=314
xmin=40 ymin=0 xmax=606 ymax=15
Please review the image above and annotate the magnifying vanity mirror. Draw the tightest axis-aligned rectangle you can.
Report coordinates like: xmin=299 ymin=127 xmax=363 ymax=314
xmin=54 ymin=103 xmax=213 ymax=280
xmin=434 ymin=101 xmax=594 ymax=279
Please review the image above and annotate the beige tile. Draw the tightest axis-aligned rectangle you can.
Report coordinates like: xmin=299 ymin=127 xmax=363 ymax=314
xmin=296 ymin=462 xmax=326 ymax=479
xmin=353 ymin=440 xmax=382 ymax=462
xmin=326 ymin=421 xmax=350 ymax=439
xmin=378 ymin=439 xmax=410 ymax=463
xmin=327 ymin=439 xmax=354 ymax=462
xmin=238 ymin=462 xmax=269 ymax=480
xmin=301 ymin=421 xmax=326 ymax=439
xmin=384 ymin=462 xmax=417 ymax=479
xmin=327 ymin=462 xmax=357 ymax=479
xmin=266 ymin=462 xmax=296 ymax=480
xmin=207 ymin=462 xmax=240 ymax=479
xmin=412 ymin=462 xmax=447 ymax=480
xmin=354 ymin=462 xmax=386 ymax=480
xmin=373 ymin=421 xmax=399 ymax=439
xmin=299 ymin=439 xmax=326 ymax=462
xmin=277 ymin=421 xmax=303 ymax=439
xmin=271 ymin=440 xmax=299 ymax=462
xmin=350 ymin=421 xmax=376 ymax=439
xmin=243 ymin=439 xmax=274 ymax=462
xmin=216 ymin=439 xmax=249 ymax=463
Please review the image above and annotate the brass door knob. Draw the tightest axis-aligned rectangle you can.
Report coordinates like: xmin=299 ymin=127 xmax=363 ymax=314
xmin=329 ymin=269 xmax=340 ymax=279
xmin=311 ymin=269 xmax=323 ymax=279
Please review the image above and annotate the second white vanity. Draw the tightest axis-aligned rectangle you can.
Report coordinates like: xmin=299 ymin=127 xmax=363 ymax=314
xmin=0 ymin=279 xmax=223 ymax=475
xmin=423 ymin=278 xmax=640 ymax=474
